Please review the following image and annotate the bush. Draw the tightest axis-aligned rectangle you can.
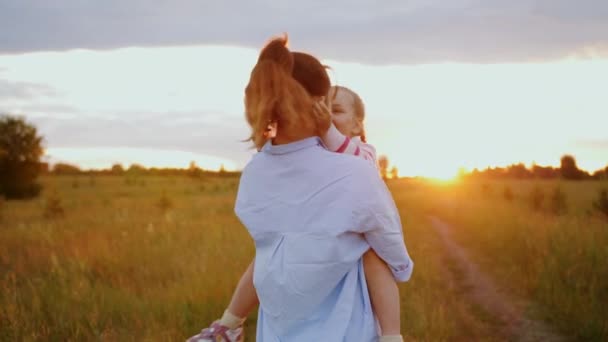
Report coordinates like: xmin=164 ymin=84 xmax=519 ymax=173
xmin=550 ymin=186 xmax=568 ymax=215
xmin=503 ymin=185 xmax=514 ymax=201
xmin=52 ymin=163 xmax=81 ymax=175
xmin=0 ymin=195 xmax=4 ymax=222
xmin=481 ymin=183 xmax=492 ymax=196
xmin=593 ymin=188 xmax=608 ymax=219
xmin=0 ymin=181 xmax=42 ymax=199
xmin=530 ymin=186 xmax=544 ymax=212
xmin=44 ymin=191 xmax=65 ymax=219
xmin=157 ymin=191 xmax=173 ymax=214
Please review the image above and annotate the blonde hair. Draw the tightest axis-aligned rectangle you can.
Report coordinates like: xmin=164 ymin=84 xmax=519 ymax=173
xmin=329 ymin=85 xmax=367 ymax=142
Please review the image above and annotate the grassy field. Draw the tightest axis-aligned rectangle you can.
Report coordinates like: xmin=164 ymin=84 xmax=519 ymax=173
xmin=1 ymin=175 xmax=606 ymax=341
xmin=425 ymin=179 xmax=608 ymax=341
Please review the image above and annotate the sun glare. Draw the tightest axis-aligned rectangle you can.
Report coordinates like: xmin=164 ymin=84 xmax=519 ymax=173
xmin=422 ymin=170 xmax=460 ymax=183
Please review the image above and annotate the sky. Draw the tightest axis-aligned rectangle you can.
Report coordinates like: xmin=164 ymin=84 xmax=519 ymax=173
xmin=1 ymin=0 xmax=607 ymax=178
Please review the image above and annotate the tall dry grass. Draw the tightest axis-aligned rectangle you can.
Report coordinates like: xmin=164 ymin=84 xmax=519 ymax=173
xmin=2 ymin=175 xmax=605 ymax=340
xmin=427 ymin=179 xmax=608 ymax=340
xmin=1 ymin=175 xmax=492 ymax=341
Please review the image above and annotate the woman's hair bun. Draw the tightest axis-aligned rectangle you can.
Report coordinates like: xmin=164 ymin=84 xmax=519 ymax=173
xmin=257 ymin=35 xmax=294 ymax=74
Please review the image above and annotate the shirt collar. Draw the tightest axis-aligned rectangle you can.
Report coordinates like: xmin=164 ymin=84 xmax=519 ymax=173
xmin=261 ymin=136 xmax=325 ymax=155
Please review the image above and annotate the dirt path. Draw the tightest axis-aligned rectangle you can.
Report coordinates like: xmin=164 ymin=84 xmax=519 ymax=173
xmin=429 ymin=216 xmax=565 ymax=342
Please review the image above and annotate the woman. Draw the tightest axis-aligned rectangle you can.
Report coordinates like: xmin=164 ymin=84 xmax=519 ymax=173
xmin=191 ymin=36 xmax=413 ymax=341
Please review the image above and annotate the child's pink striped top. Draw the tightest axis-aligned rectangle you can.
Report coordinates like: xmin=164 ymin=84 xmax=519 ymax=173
xmin=322 ymin=123 xmax=377 ymax=164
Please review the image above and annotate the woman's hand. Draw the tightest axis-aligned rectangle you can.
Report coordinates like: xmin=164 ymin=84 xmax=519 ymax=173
xmin=312 ymin=97 xmax=332 ymax=134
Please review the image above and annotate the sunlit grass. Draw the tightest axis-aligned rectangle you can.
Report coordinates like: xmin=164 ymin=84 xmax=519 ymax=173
xmin=0 ymin=175 xmax=482 ymax=341
xmin=1 ymin=176 xmax=253 ymax=341
xmin=425 ymin=179 xmax=608 ymax=340
xmin=1 ymin=175 xmax=605 ymax=340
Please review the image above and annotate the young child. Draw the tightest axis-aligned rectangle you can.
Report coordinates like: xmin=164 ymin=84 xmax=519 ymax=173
xmin=187 ymin=85 xmax=406 ymax=342
xmin=320 ymin=86 xmax=404 ymax=342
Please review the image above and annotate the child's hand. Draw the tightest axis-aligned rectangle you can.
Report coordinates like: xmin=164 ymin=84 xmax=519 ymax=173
xmin=313 ymin=98 xmax=332 ymax=134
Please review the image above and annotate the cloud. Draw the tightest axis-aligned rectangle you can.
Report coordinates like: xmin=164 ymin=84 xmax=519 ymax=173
xmin=2 ymin=0 xmax=608 ymax=63
xmin=0 ymin=79 xmax=58 ymax=100
xmin=574 ymin=140 xmax=608 ymax=149
xmin=0 ymin=79 xmax=78 ymax=119
xmin=29 ymin=110 xmax=254 ymax=166
xmin=9 ymin=103 xmax=79 ymax=115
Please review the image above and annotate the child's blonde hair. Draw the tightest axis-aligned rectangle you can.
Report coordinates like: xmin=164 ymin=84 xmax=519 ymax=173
xmin=329 ymin=86 xmax=367 ymax=142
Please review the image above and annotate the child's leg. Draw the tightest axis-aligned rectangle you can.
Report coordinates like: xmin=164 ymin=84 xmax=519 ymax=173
xmin=363 ymin=249 xmax=402 ymax=339
xmin=220 ymin=260 xmax=258 ymax=328
xmin=187 ymin=262 xmax=258 ymax=341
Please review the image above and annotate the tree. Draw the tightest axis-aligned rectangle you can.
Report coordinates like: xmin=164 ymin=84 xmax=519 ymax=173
xmin=52 ymin=162 xmax=81 ymax=175
xmin=188 ymin=160 xmax=203 ymax=178
xmin=389 ymin=166 xmax=399 ymax=179
xmin=127 ymin=163 xmax=147 ymax=174
xmin=505 ymin=163 xmax=531 ymax=179
xmin=111 ymin=163 xmax=124 ymax=175
xmin=378 ymin=155 xmax=389 ymax=180
xmin=592 ymin=166 xmax=608 ymax=180
xmin=0 ymin=114 xmax=44 ymax=199
xmin=560 ymin=155 xmax=584 ymax=180
xmin=531 ymin=163 xmax=559 ymax=179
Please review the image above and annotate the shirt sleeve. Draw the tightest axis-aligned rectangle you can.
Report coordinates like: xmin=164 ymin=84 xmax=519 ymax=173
xmin=351 ymin=165 xmax=414 ymax=282
xmin=322 ymin=122 xmax=377 ymax=164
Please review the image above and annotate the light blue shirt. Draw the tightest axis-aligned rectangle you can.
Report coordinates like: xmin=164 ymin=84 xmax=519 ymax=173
xmin=235 ymin=137 xmax=413 ymax=342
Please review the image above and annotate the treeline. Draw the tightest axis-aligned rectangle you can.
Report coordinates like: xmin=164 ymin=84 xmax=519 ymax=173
xmin=462 ymin=155 xmax=608 ymax=181
xmin=41 ymin=161 xmax=241 ymax=178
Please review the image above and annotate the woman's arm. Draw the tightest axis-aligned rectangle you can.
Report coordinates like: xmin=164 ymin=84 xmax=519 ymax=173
xmin=353 ymin=165 xmax=414 ymax=282
xmin=363 ymin=212 xmax=413 ymax=282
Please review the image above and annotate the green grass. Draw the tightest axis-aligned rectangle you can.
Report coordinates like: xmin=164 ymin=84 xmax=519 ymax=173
xmin=1 ymin=175 xmax=606 ymax=340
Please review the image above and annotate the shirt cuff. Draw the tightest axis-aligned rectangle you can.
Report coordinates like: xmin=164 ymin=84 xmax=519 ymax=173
xmin=391 ymin=260 xmax=414 ymax=282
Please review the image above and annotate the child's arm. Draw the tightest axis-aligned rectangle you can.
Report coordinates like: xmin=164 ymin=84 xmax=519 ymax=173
xmin=226 ymin=260 xmax=259 ymax=319
xmin=314 ymin=100 xmax=376 ymax=162
xmin=322 ymin=122 xmax=377 ymax=162
xmin=188 ymin=260 xmax=258 ymax=341
xmin=363 ymin=249 xmax=402 ymax=336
